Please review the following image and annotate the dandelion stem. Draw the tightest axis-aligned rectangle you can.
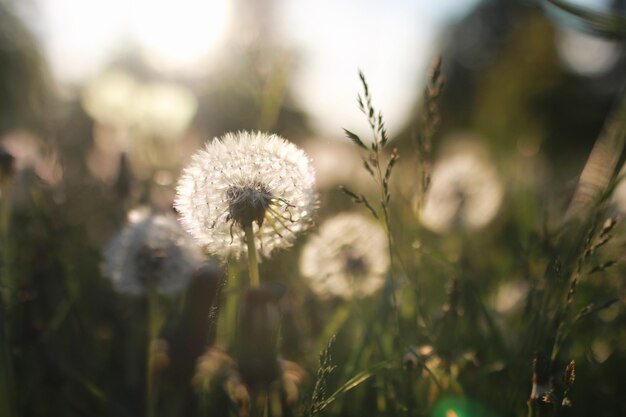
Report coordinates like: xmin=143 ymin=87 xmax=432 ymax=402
xmin=244 ymin=223 xmax=261 ymax=287
xmin=146 ymin=290 xmax=159 ymax=417
xmin=224 ymin=257 xmax=239 ymax=347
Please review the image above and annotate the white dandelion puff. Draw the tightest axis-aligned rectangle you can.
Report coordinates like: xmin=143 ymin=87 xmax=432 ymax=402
xmin=103 ymin=210 xmax=204 ymax=295
xmin=300 ymin=213 xmax=390 ymax=300
xmin=420 ymin=143 xmax=503 ymax=233
xmin=174 ymin=131 xmax=317 ymax=259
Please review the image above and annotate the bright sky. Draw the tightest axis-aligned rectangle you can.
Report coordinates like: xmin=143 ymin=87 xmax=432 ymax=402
xmin=277 ymin=0 xmax=478 ymax=137
xmin=16 ymin=0 xmax=479 ymax=138
xmin=20 ymin=0 xmax=230 ymax=80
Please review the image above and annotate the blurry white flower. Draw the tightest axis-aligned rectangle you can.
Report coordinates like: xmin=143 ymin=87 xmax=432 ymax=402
xmin=556 ymin=28 xmax=620 ymax=77
xmin=300 ymin=213 xmax=389 ymax=300
xmin=420 ymin=143 xmax=503 ymax=233
xmin=174 ymin=131 xmax=317 ymax=258
xmin=103 ymin=210 xmax=203 ymax=295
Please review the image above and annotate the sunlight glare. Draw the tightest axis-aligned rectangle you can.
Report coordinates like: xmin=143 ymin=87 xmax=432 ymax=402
xmin=130 ymin=0 xmax=230 ymax=72
xmin=36 ymin=0 xmax=127 ymax=83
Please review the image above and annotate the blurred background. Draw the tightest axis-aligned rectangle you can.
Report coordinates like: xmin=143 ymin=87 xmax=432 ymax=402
xmin=2 ymin=0 xmax=626 ymax=199
xmin=1 ymin=0 xmax=626 ymax=416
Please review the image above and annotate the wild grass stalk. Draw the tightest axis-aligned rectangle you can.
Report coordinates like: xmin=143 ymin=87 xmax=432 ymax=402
xmin=0 ymin=161 xmax=15 ymax=417
xmin=146 ymin=291 xmax=161 ymax=417
xmin=414 ymin=56 xmax=444 ymax=196
xmin=525 ymin=94 xmax=626 ymax=417
xmin=0 ymin=296 xmax=15 ymax=417
xmin=341 ymin=71 xmax=403 ymax=345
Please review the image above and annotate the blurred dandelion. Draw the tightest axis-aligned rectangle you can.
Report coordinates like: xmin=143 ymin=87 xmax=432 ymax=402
xmin=556 ymin=27 xmax=620 ymax=76
xmin=300 ymin=213 xmax=389 ymax=300
xmin=420 ymin=142 xmax=503 ymax=233
xmin=103 ymin=209 xmax=203 ymax=417
xmin=174 ymin=131 xmax=317 ymax=260
xmin=102 ymin=209 xmax=203 ymax=295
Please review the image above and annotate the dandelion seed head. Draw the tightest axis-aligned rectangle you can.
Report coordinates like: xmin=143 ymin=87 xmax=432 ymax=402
xmin=300 ymin=213 xmax=389 ymax=300
xmin=226 ymin=181 xmax=273 ymax=228
xmin=103 ymin=211 xmax=203 ymax=295
xmin=420 ymin=143 xmax=503 ymax=233
xmin=174 ymin=131 xmax=317 ymax=258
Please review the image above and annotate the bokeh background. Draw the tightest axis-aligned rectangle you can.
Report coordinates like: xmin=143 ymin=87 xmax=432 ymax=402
xmin=1 ymin=0 xmax=626 ymax=416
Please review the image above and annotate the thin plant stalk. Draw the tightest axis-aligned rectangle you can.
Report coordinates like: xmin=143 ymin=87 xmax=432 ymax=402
xmin=0 ymin=296 xmax=15 ymax=417
xmin=0 ymin=179 xmax=15 ymax=417
xmin=364 ymin=116 xmax=402 ymax=341
xmin=226 ymin=257 xmax=239 ymax=347
xmin=0 ymin=181 xmax=13 ymax=305
xmin=372 ymin=146 xmax=401 ymax=335
xmin=243 ymin=223 xmax=260 ymax=288
xmin=344 ymin=71 xmax=435 ymax=343
xmin=146 ymin=290 xmax=160 ymax=417
xmin=215 ymin=257 xmax=239 ymax=348
xmin=316 ymin=303 xmax=351 ymax=354
xmin=250 ymin=387 xmax=268 ymax=417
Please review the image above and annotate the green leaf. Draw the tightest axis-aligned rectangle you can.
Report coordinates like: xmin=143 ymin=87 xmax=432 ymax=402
xmin=310 ymin=360 xmax=391 ymax=415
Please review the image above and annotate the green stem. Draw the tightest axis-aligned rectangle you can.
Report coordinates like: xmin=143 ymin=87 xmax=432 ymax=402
xmin=0 ymin=181 xmax=15 ymax=417
xmin=243 ymin=224 xmax=260 ymax=288
xmin=0 ymin=296 xmax=15 ymax=417
xmin=250 ymin=387 xmax=268 ymax=417
xmin=316 ymin=303 xmax=351 ymax=354
xmin=372 ymin=148 xmax=401 ymax=344
xmin=146 ymin=291 xmax=159 ymax=417
xmin=226 ymin=258 xmax=238 ymax=347
xmin=1 ymin=183 xmax=13 ymax=307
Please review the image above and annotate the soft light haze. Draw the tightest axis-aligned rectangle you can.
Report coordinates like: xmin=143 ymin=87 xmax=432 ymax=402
xmin=18 ymin=0 xmax=478 ymax=136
